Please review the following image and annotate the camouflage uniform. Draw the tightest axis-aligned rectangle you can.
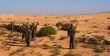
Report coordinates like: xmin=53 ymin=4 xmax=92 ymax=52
xmin=68 ymin=24 xmax=75 ymax=49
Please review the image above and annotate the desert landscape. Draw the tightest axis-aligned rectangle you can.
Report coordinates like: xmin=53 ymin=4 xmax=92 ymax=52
xmin=0 ymin=12 xmax=110 ymax=56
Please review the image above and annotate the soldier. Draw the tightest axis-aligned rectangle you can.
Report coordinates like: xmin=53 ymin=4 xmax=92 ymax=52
xmin=68 ymin=24 xmax=74 ymax=49
xmin=25 ymin=25 xmax=31 ymax=47
xmin=30 ymin=23 xmax=36 ymax=40
xmin=20 ymin=23 xmax=26 ymax=39
xmin=68 ymin=23 xmax=78 ymax=49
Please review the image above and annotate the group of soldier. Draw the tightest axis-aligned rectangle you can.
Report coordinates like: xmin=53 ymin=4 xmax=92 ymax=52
xmin=7 ymin=21 xmax=77 ymax=49
xmin=20 ymin=22 xmax=77 ymax=48
xmin=20 ymin=22 xmax=38 ymax=47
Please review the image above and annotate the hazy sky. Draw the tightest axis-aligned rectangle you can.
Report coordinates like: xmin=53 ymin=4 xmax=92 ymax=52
xmin=0 ymin=0 xmax=110 ymax=14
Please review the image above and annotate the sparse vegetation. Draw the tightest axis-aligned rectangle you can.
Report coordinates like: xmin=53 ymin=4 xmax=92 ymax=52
xmin=49 ymin=36 xmax=55 ymax=41
xmin=78 ymin=35 xmax=108 ymax=53
xmin=61 ymin=23 xmax=74 ymax=31
xmin=103 ymin=40 xmax=110 ymax=45
xmin=59 ymin=36 xmax=67 ymax=40
xmin=42 ymin=44 xmax=49 ymax=49
xmin=35 ymin=52 xmax=42 ymax=56
xmin=6 ymin=22 xmax=15 ymax=33
xmin=94 ymin=47 xmax=105 ymax=53
xmin=94 ymin=35 xmax=104 ymax=41
xmin=0 ymin=13 xmax=110 ymax=56
xmin=64 ymin=51 xmax=80 ymax=56
xmin=56 ymin=22 xmax=63 ymax=29
xmin=44 ymin=23 xmax=49 ymax=26
xmin=88 ymin=38 xmax=99 ymax=45
xmin=50 ymin=47 xmax=61 ymax=56
xmin=38 ymin=26 xmax=56 ymax=36
xmin=83 ymin=44 xmax=94 ymax=48
xmin=52 ymin=45 xmax=62 ymax=49
xmin=78 ymin=35 xmax=86 ymax=43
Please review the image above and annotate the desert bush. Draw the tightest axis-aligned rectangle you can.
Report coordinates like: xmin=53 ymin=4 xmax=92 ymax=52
xmin=78 ymin=35 xmax=86 ymax=43
xmin=83 ymin=44 xmax=95 ymax=48
xmin=50 ymin=48 xmax=61 ymax=56
xmin=52 ymin=45 xmax=62 ymax=49
xmin=6 ymin=22 xmax=15 ymax=33
xmin=56 ymin=22 xmax=63 ymax=29
xmin=44 ymin=23 xmax=49 ymax=26
xmin=42 ymin=44 xmax=49 ymax=49
xmin=78 ymin=37 xmax=86 ymax=43
xmin=38 ymin=26 xmax=56 ymax=36
xmin=0 ymin=24 xmax=7 ymax=28
xmin=103 ymin=40 xmax=110 ymax=45
xmin=88 ymin=38 xmax=99 ymax=45
xmin=94 ymin=47 xmax=105 ymax=53
xmin=94 ymin=35 xmax=104 ymax=40
xmin=61 ymin=23 xmax=74 ymax=31
xmin=6 ymin=22 xmax=21 ymax=33
xmin=49 ymin=36 xmax=55 ymax=41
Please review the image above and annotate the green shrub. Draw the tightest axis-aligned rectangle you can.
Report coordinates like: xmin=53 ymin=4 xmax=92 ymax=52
xmin=88 ymin=38 xmax=99 ymax=45
xmin=61 ymin=23 xmax=74 ymax=31
xmin=94 ymin=47 xmax=105 ymax=53
xmin=38 ymin=26 xmax=56 ymax=36
xmin=78 ymin=35 xmax=86 ymax=43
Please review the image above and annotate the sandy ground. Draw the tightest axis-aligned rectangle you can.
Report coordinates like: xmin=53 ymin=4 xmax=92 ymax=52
xmin=0 ymin=12 xmax=110 ymax=56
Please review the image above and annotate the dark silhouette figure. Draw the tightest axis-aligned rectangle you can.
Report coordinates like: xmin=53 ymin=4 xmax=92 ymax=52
xmin=30 ymin=23 xmax=37 ymax=40
xmin=68 ymin=24 xmax=76 ymax=49
xmin=20 ymin=23 xmax=28 ymax=39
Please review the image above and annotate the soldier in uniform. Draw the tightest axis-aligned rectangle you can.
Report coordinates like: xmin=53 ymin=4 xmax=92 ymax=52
xmin=68 ymin=24 xmax=76 ymax=49
xmin=30 ymin=23 xmax=37 ymax=40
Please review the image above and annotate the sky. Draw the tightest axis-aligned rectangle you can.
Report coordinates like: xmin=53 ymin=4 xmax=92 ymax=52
xmin=0 ymin=0 xmax=110 ymax=14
